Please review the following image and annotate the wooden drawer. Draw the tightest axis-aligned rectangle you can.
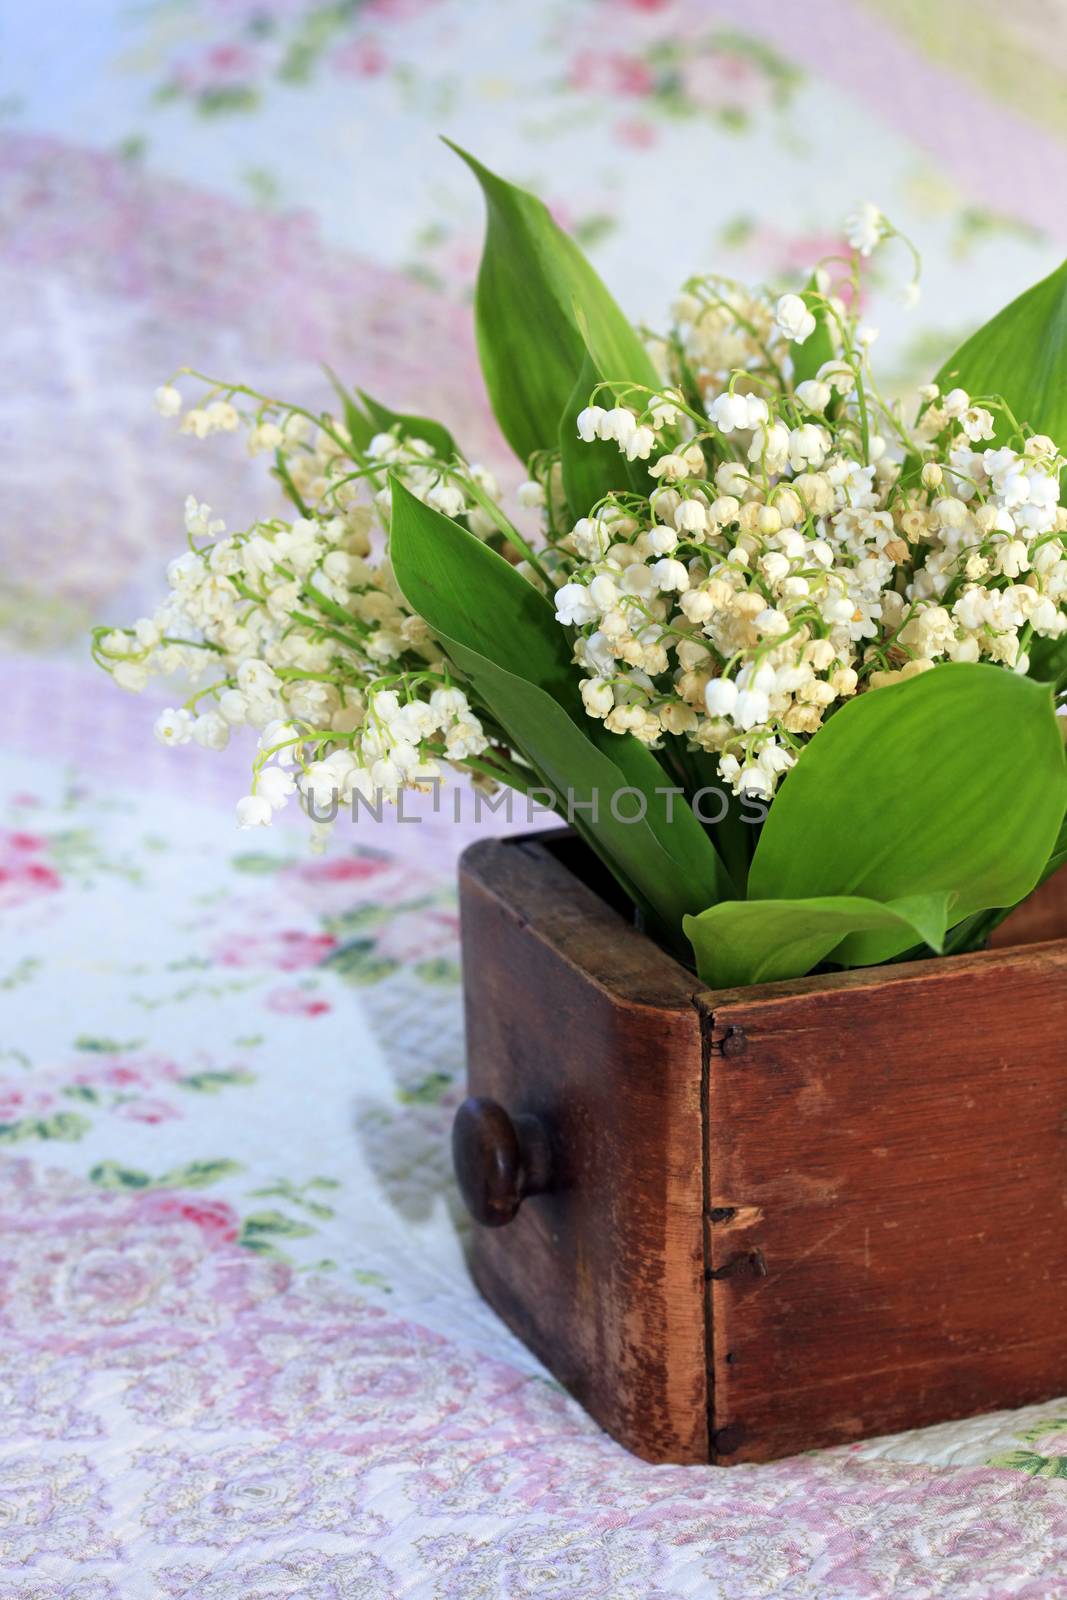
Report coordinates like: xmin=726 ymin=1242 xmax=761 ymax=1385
xmin=454 ymin=833 xmax=1067 ymax=1465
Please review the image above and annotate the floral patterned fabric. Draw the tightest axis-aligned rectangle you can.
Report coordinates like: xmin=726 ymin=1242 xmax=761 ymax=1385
xmin=5 ymin=1 xmax=1067 ymax=1593
xmin=5 ymin=733 xmax=1067 ymax=1598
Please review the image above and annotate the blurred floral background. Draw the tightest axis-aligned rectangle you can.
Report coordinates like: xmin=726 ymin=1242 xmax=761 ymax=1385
xmin=5 ymin=0 xmax=1067 ymax=662
xmin=6 ymin=7 xmax=1067 ymax=1595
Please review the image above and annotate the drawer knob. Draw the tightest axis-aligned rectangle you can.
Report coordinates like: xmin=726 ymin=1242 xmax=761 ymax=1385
xmin=452 ymin=1096 xmax=551 ymax=1227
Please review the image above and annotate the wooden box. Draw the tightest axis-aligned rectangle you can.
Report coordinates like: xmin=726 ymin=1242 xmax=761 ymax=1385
xmin=452 ymin=831 xmax=1067 ymax=1465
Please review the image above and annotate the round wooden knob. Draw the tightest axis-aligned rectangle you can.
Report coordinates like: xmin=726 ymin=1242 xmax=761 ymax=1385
xmin=452 ymin=1096 xmax=551 ymax=1227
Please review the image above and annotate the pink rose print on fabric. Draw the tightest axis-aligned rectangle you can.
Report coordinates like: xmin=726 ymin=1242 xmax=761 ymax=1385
xmin=0 ymin=1452 xmax=120 ymax=1567
xmin=0 ymin=828 xmax=61 ymax=908
xmin=0 ymin=1165 xmax=286 ymax=1346
xmin=425 ymin=1524 xmax=679 ymax=1600
xmin=145 ymin=0 xmax=442 ymax=114
xmin=0 ymin=1581 xmax=118 ymax=1600
xmin=136 ymin=1440 xmax=382 ymax=1547
xmin=136 ymin=1191 xmax=241 ymax=1246
xmin=0 ymin=1082 xmax=57 ymax=1124
xmin=156 ymin=1551 xmax=399 ymax=1599
xmin=276 ymin=849 xmax=406 ymax=921
xmin=4 ymin=1159 xmax=1067 ymax=1593
xmin=0 ymin=1049 xmax=256 ymax=1142
xmin=396 ymin=1426 xmax=686 ymax=1520
xmin=0 ymin=1340 xmax=101 ymax=1442
xmin=264 ymin=986 xmax=332 ymax=1016
xmin=283 ymin=853 xmax=392 ymax=887
xmin=615 ymin=117 xmax=658 ymax=149
xmin=331 ymin=36 xmax=390 ymax=77
xmin=561 ymin=16 xmax=801 ymax=132
xmin=569 ymin=51 xmax=656 ymax=96
xmin=213 ymin=927 xmax=338 ymax=970
xmin=113 ymin=1338 xmax=245 ymax=1433
xmin=228 ymin=1311 xmax=550 ymax=1461
xmin=112 ymin=1096 xmax=180 ymax=1124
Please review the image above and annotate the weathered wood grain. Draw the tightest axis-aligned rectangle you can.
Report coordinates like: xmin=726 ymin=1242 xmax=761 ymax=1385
xmin=459 ymin=835 xmax=709 ymax=1463
xmin=457 ymin=832 xmax=1067 ymax=1465
xmin=699 ymin=939 xmax=1067 ymax=1462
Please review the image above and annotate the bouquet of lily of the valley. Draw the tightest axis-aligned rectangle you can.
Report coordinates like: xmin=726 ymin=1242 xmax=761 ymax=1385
xmin=94 ymin=145 xmax=1067 ymax=990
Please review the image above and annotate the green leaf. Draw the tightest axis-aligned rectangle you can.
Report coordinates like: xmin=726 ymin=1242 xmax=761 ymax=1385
xmin=389 ymin=479 xmax=734 ymax=939
xmin=160 ymin=1158 xmax=243 ymax=1189
xmin=18 ymin=1112 xmax=91 ymax=1143
xmin=238 ymin=1236 xmax=287 ymax=1259
xmin=74 ymin=1034 xmax=144 ymax=1052
xmin=987 ymin=1450 xmax=1067 ymax=1478
xmin=323 ymin=366 xmax=375 ymax=454
xmin=941 ymin=806 xmax=1067 ymax=956
xmin=1047 ymin=814 xmax=1067 ymax=882
xmin=356 ymin=387 xmax=455 ymax=461
xmin=414 ymin=957 xmax=462 ymax=985
xmin=1021 ymin=1414 xmax=1067 ymax=1443
xmin=353 ymin=1267 xmax=391 ymax=1291
xmin=1028 ymin=633 xmax=1067 ymax=691
xmin=397 ymin=1071 xmax=453 ymax=1105
xmin=179 ymin=1069 xmax=256 ymax=1093
xmin=935 ymin=259 xmax=1067 ymax=449
xmin=790 ymin=274 xmax=835 ymax=389
xmin=749 ymin=664 xmax=1066 ymax=966
xmin=91 ymin=1155 xmax=241 ymax=1193
xmin=320 ymin=938 xmax=398 ymax=985
xmin=559 ymin=350 xmax=652 ymax=521
xmin=90 ymin=1161 xmax=153 ymax=1190
xmin=240 ymin=1209 xmax=314 ymax=1240
xmin=447 ymin=141 xmax=659 ymax=462
xmin=685 ymin=891 xmax=955 ymax=989
xmin=231 ymin=851 xmax=294 ymax=874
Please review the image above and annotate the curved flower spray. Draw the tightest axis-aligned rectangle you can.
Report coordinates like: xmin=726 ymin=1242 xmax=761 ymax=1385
xmin=93 ymin=151 xmax=1067 ymax=987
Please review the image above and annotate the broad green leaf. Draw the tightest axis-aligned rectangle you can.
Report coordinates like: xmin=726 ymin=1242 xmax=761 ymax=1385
xmin=935 ymin=259 xmax=1067 ymax=450
xmin=357 ymin=388 xmax=456 ymax=460
xmin=957 ymin=808 xmax=1067 ymax=952
xmin=559 ymin=351 xmax=652 ymax=521
xmin=749 ymin=664 xmax=1066 ymax=965
xmin=443 ymin=637 xmax=719 ymax=943
xmin=390 ymin=477 xmax=572 ymax=699
xmin=1028 ymin=633 xmax=1067 ymax=691
xmin=388 ymin=478 xmax=734 ymax=936
xmin=790 ymin=274 xmax=835 ymax=389
xmin=685 ymin=891 xmax=955 ymax=990
xmin=324 ymin=366 xmax=376 ymax=453
xmin=447 ymin=141 xmax=659 ymax=462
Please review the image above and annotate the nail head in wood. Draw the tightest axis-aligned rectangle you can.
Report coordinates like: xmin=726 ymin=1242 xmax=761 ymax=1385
xmin=720 ymin=1026 xmax=748 ymax=1058
xmin=712 ymin=1422 xmax=746 ymax=1456
xmin=452 ymin=1095 xmax=551 ymax=1228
